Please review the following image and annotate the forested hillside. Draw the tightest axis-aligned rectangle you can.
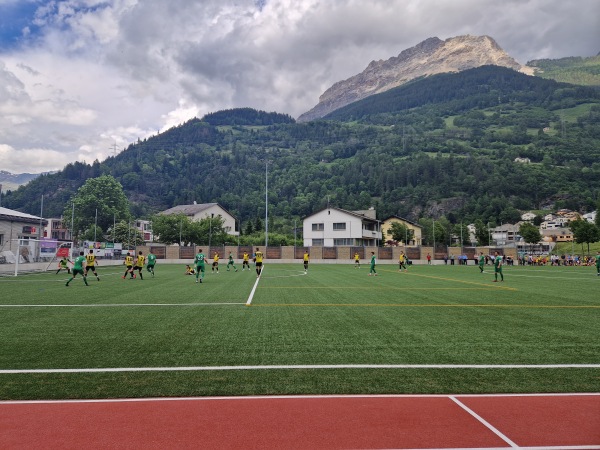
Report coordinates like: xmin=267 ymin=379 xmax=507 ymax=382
xmin=528 ymin=55 xmax=600 ymax=86
xmin=3 ymin=66 xmax=600 ymax=234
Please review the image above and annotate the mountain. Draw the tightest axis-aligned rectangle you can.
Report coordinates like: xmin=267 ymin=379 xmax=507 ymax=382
xmin=527 ymin=55 xmax=600 ymax=86
xmin=297 ymin=35 xmax=533 ymax=122
xmin=0 ymin=170 xmax=41 ymax=193
xmin=2 ymin=66 xmax=600 ymax=232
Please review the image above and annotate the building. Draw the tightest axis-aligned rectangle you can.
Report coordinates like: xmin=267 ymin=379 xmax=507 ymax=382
xmin=159 ymin=203 xmax=239 ymax=237
xmin=381 ymin=215 xmax=422 ymax=246
xmin=303 ymin=207 xmax=382 ymax=247
xmin=134 ymin=219 xmax=154 ymax=242
xmin=0 ymin=206 xmax=47 ymax=259
xmin=521 ymin=212 xmax=536 ymax=221
xmin=541 ymin=217 xmax=570 ymax=230
xmin=583 ymin=211 xmax=596 ymax=224
xmin=44 ymin=218 xmax=72 ymax=241
xmin=491 ymin=223 xmax=520 ymax=246
xmin=541 ymin=228 xmax=573 ymax=243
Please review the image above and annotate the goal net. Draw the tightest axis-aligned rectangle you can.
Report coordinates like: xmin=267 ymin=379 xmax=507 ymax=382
xmin=3 ymin=239 xmax=74 ymax=277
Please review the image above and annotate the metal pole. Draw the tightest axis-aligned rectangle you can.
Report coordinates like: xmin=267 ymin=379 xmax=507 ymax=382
xmin=179 ymin=220 xmax=182 ymax=246
xmin=113 ymin=214 xmax=116 ymax=244
xmin=71 ymin=202 xmax=75 ymax=244
xmin=265 ymin=160 xmax=269 ymax=248
xmin=94 ymin=208 xmax=98 ymax=243
xmin=38 ymin=195 xmax=44 ymax=262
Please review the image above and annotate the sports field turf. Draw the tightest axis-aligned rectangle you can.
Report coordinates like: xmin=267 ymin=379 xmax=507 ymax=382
xmin=0 ymin=262 xmax=598 ymax=400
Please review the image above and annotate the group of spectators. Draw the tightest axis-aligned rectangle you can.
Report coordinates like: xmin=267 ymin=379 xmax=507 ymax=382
xmin=519 ymin=253 xmax=596 ymax=266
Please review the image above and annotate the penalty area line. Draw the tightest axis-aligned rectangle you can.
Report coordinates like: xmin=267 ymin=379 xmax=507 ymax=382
xmin=2 ymin=363 xmax=599 ymax=374
xmin=246 ymin=266 xmax=263 ymax=306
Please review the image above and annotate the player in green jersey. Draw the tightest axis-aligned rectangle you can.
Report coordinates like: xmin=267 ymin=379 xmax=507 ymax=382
xmin=368 ymin=251 xmax=377 ymax=276
xmin=66 ymin=251 xmax=89 ymax=286
xmin=478 ymin=252 xmax=485 ymax=273
xmin=146 ymin=251 xmax=156 ymax=277
xmin=226 ymin=252 xmax=238 ymax=272
xmin=56 ymin=256 xmax=72 ymax=274
xmin=493 ymin=251 xmax=504 ymax=282
xmin=194 ymin=249 xmax=206 ymax=283
xmin=595 ymin=251 xmax=600 ymax=276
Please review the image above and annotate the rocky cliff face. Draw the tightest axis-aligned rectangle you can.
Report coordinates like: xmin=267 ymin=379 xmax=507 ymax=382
xmin=297 ymin=35 xmax=533 ymax=122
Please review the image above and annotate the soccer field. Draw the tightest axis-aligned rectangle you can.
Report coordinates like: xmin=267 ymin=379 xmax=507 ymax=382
xmin=0 ymin=262 xmax=598 ymax=400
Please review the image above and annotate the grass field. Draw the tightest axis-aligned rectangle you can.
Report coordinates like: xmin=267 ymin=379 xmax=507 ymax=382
xmin=1 ymin=262 xmax=599 ymax=400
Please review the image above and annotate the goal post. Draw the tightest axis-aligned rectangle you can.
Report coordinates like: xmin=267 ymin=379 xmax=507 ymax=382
xmin=10 ymin=239 xmax=74 ymax=277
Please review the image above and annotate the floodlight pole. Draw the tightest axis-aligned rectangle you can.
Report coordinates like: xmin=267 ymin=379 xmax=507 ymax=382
xmin=265 ymin=160 xmax=269 ymax=248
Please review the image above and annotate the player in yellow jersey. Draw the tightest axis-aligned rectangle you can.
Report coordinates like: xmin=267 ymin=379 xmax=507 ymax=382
xmin=254 ymin=247 xmax=263 ymax=277
xmin=212 ymin=252 xmax=220 ymax=273
xmin=398 ymin=251 xmax=408 ymax=272
xmin=354 ymin=252 xmax=360 ymax=269
xmin=132 ymin=251 xmax=145 ymax=279
xmin=85 ymin=249 xmax=100 ymax=281
xmin=242 ymin=252 xmax=250 ymax=271
xmin=303 ymin=250 xmax=309 ymax=274
xmin=122 ymin=252 xmax=134 ymax=279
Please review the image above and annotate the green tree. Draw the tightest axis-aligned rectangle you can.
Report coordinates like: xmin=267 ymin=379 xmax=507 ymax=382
xmin=64 ymin=175 xmax=130 ymax=241
xmin=570 ymin=219 xmax=600 ymax=254
xmin=519 ymin=222 xmax=542 ymax=253
xmin=418 ymin=218 xmax=448 ymax=247
xmin=109 ymin=220 xmax=145 ymax=246
xmin=387 ymin=222 xmax=414 ymax=244
xmin=81 ymin=225 xmax=104 ymax=242
xmin=474 ymin=219 xmax=490 ymax=246
xmin=453 ymin=223 xmax=470 ymax=246
xmin=152 ymin=213 xmax=190 ymax=245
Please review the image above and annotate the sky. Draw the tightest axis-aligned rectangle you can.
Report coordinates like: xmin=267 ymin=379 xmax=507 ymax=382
xmin=0 ymin=0 xmax=598 ymax=175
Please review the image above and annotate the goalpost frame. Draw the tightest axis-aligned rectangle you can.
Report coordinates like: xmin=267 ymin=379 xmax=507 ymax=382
xmin=11 ymin=239 xmax=74 ymax=277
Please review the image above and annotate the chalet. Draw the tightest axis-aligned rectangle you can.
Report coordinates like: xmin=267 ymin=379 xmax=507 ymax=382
xmin=303 ymin=207 xmax=382 ymax=247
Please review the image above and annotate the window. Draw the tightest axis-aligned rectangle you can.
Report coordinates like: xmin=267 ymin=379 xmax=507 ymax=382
xmin=312 ymin=239 xmax=324 ymax=246
xmin=333 ymin=222 xmax=346 ymax=231
xmin=312 ymin=223 xmax=324 ymax=231
xmin=334 ymin=238 xmax=353 ymax=246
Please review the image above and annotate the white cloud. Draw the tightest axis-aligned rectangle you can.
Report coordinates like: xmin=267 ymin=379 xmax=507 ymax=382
xmin=0 ymin=0 xmax=598 ymax=173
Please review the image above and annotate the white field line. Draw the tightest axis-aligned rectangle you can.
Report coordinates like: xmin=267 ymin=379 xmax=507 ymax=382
xmin=450 ymin=395 xmax=519 ymax=448
xmin=0 ymin=303 xmax=245 ymax=308
xmin=1 ymin=364 xmax=599 ymax=374
xmin=1 ymin=392 xmax=599 ymax=405
xmin=245 ymin=266 xmax=263 ymax=306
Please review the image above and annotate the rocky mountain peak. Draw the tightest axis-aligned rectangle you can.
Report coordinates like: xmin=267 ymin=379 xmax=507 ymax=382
xmin=297 ymin=35 xmax=533 ymax=122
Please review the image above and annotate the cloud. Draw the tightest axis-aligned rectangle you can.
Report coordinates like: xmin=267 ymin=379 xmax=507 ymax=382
xmin=0 ymin=0 xmax=598 ymax=173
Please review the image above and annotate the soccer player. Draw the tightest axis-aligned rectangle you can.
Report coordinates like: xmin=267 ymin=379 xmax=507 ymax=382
xmin=426 ymin=253 xmax=432 ymax=265
xmin=132 ymin=251 xmax=145 ymax=279
xmin=66 ymin=251 xmax=88 ymax=287
xmin=85 ymin=249 xmax=100 ymax=281
xmin=303 ymin=250 xmax=309 ymax=274
xmin=226 ymin=252 xmax=238 ymax=272
xmin=478 ymin=252 xmax=485 ymax=273
xmin=185 ymin=264 xmax=195 ymax=275
xmin=354 ymin=252 xmax=360 ymax=269
xmin=194 ymin=249 xmax=206 ymax=283
xmin=493 ymin=251 xmax=504 ymax=282
xmin=595 ymin=251 xmax=600 ymax=276
xmin=242 ymin=252 xmax=250 ymax=271
xmin=368 ymin=251 xmax=377 ymax=276
xmin=146 ymin=250 xmax=156 ymax=277
xmin=398 ymin=251 xmax=407 ymax=272
xmin=255 ymin=247 xmax=264 ymax=277
xmin=122 ymin=252 xmax=134 ymax=279
xmin=56 ymin=256 xmax=72 ymax=275
xmin=212 ymin=252 xmax=220 ymax=273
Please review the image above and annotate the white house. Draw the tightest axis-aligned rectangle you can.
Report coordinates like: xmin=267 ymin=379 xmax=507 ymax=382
xmin=303 ymin=207 xmax=382 ymax=247
xmin=491 ymin=223 xmax=520 ymax=246
xmin=0 ymin=206 xmax=47 ymax=260
xmin=583 ymin=211 xmax=596 ymax=224
xmin=159 ymin=203 xmax=239 ymax=237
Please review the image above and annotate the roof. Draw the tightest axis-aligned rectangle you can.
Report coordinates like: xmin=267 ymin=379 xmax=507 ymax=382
xmin=382 ymin=215 xmax=423 ymax=229
xmin=303 ymin=207 xmax=379 ymax=223
xmin=0 ymin=206 xmax=45 ymax=223
xmin=159 ymin=203 xmax=236 ymax=219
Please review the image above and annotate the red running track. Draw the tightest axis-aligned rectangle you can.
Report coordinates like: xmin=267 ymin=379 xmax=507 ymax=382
xmin=1 ymin=394 xmax=599 ymax=449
